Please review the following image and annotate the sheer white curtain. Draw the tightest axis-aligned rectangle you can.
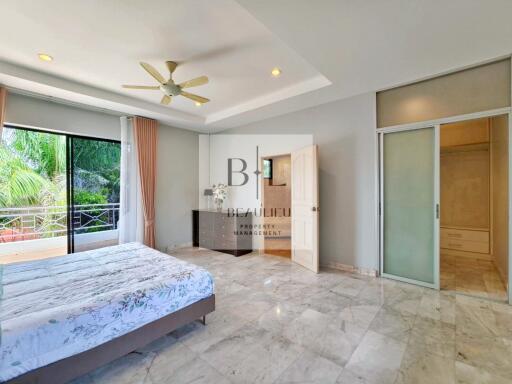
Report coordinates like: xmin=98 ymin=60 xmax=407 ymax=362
xmin=118 ymin=116 xmax=144 ymax=243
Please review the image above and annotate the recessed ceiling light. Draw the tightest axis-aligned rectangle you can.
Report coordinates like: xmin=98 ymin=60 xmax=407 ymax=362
xmin=38 ymin=53 xmax=53 ymax=62
xmin=271 ymin=67 xmax=281 ymax=77
xmin=195 ymin=101 xmax=202 ymax=107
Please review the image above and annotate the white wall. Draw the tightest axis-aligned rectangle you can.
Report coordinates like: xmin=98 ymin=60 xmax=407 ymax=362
xmin=224 ymin=93 xmax=378 ymax=272
xmin=199 ymin=134 xmax=312 ymax=210
xmin=156 ymin=124 xmax=199 ymax=251
xmin=5 ymin=92 xmax=121 ymax=140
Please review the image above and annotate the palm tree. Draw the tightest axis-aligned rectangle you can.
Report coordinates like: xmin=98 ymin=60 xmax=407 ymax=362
xmin=7 ymin=128 xmax=66 ymax=179
xmin=0 ymin=128 xmax=66 ymax=208
xmin=0 ymin=143 xmax=50 ymax=207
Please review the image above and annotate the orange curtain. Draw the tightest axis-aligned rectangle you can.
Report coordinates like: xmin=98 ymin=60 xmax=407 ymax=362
xmin=133 ymin=116 xmax=157 ymax=248
xmin=0 ymin=87 xmax=6 ymax=139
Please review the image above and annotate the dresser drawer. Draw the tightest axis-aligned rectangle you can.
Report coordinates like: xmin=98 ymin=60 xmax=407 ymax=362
xmin=441 ymin=228 xmax=489 ymax=243
xmin=440 ymin=237 xmax=489 ymax=254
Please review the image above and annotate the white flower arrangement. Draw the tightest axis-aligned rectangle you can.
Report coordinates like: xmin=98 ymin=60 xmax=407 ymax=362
xmin=212 ymin=183 xmax=227 ymax=210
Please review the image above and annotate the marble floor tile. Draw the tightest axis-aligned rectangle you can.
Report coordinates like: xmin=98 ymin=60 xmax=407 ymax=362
xmin=199 ymin=323 xmax=270 ymax=375
xmin=336 ymin=297 xmax=381 ymax=330
xmin=153 ymin=357 xmax=231 ymax=384
xmin=455 ymin=295 xmax=499 ymax=338
xmin=296 ymin=289 xmax=353 ymax=317
xmin=145 ymin=340 xmax=197 ymax=383
xmin=455 ymin=334 xmax=512 ymax=379
xmin=369 ymin=306 xmax=415 ymax=342
xmin=330 ymin=275 xmax=368 ymax=298
xmin=283 ymin=308 xmax=366 ymax=366
xmin=68 ymin=247 xmax=512 ymax=384
xmin=455 ymin=361 xmax=511 ymax=384
xmin=338 ymin=330 xmax=406 ymax=384
xmin=226 ymin=334 xmax=304 ymax=384
xmin=88 ymin=351 xmax=156 ymax=384
xmin=417 ymin=290 xmax=456 ymax=325
xmin=170 ymin=309 xmax=250 ymax=353
xmin=253 ymin=301 xmax=305 ymax=335
xmin=275 ymin=349 xmax=343 ymax=384
xmin=219 ymin=289 xmax=277 ymax=321
xmin=441 ymin=254 xmax=507 ymax=302
xmin=409 ymin=316 xmax=456 ymax=358
xmin=395 ymin=346 xmax=455 ymax=384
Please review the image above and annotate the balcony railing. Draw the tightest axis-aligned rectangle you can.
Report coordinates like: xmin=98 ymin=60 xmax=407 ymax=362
xmin=0 ymin=203 xmax=120 ymax=243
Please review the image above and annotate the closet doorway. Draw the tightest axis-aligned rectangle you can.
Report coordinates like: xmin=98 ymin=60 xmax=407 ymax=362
xmin=440 ymin=115 xmax=509 ymax=301
xmin=261 ymin=154 xmax=292 ymax=257
xmin=378 ymin=112 xmax=511 ymax=303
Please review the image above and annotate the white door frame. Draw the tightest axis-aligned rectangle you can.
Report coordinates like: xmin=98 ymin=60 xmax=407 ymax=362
xmin=378 ymin=125 xmax=440 ymax=289
xmin=376 ymin=107 xmax=512 ymax=304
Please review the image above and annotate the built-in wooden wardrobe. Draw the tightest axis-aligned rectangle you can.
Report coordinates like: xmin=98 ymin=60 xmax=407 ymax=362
xmin=440 ymin=116 xmax=509 ymax=284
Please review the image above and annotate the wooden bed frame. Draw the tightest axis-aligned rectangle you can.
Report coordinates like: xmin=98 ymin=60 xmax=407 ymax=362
xmin=6 ymin=294 xmax=215 ymax=384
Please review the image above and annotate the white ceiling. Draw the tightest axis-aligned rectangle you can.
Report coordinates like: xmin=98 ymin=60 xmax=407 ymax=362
xmin=1 ymin=0 xmax=512 ymax=132
xmin=0 ymin=0 xmax=329 ymax=131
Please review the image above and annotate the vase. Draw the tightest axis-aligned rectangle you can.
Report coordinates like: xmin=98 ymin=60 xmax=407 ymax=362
xmin=215 ymin=199 xmax=223 ymax=211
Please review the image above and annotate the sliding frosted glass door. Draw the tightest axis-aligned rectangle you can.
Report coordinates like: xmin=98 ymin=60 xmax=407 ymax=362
xmin=380 ymin=127 xmax=439 ymax=288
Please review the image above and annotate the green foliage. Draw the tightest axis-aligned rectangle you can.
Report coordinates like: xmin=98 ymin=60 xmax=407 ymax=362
xmin=73 ymin=139 xmax=120 ymax=174
xmin=72 ymin=139 xmax=120 ymax=203
xmin=0 ymin=142 xmax=50 ymax=207
xmin=6 ymin=128 xmax=66 ymax=179
xmin=73 ymin=190 xmax=107 ymax=205
xmin=1 ymin=128 xmax=120 ymax=209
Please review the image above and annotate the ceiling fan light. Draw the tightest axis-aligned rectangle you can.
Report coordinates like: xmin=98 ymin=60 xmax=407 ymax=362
xmin=195 ymin=101 xmax=202 ymax=107
xmin=38 ymin=53 xmax=53 ymax=62
xmin=271 ymin=67 xmax=281 ymax=77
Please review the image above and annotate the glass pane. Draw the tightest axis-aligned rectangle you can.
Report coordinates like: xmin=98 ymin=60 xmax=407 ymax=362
xmin=71 ymin=137 xmax=121 ymax=252
xmin=0 ymin=127 xmax=67 ymax=263
xmin=383 ymin=128 xmax=435 ymax=284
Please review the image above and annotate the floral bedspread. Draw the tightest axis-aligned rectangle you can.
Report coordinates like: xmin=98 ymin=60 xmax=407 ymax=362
xmin=0 ymin=242 xmax=214 ymax=382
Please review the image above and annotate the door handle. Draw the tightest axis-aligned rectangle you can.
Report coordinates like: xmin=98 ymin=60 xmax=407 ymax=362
xmin=436 ymin=204 xmax=440 ymax=219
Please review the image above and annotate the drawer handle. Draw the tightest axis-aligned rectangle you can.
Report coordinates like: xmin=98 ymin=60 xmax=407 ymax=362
xmin=448 ymin=243 xmax=462 ymax=248
xmin=447 ymin=233 xmax=462 ymax=238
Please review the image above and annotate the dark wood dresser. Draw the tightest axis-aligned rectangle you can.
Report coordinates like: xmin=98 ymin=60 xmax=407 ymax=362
xmin=192 ymin=210 xmax=253 ymax=256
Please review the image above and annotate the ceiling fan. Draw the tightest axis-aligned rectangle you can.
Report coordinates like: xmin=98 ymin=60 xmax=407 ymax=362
xmin=122 ymin=61 xmax=209 ymax=105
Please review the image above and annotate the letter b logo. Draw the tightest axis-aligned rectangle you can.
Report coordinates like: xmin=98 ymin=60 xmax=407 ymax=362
xmin=228 ymin=158 xmax=249 ymax=186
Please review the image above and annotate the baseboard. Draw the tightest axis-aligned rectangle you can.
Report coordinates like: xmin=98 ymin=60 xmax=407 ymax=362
xmin=321 ymin=261 xmax=379 ymax=277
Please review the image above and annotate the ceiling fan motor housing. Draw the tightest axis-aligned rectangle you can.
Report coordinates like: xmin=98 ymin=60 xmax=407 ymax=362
xmin=160 ymin=83 xmax=182 ymax=96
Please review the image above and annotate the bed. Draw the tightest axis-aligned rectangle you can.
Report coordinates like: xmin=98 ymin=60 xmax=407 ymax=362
xmin=0 ymin=242 xmax=215 ymax=384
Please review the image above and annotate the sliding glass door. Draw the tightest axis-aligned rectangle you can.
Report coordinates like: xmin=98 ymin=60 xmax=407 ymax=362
xmin=68 ymin=136 xmax=121 ymax=253
xmin=0 ymin=127 xmax=68 ymax=263
xmin=0 ymin=126 xmax=121 ymax=263
xmin=380 ymin=126 xmax=440 ymax=288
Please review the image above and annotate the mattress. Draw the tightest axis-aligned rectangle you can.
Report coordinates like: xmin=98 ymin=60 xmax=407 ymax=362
xmin=0 ymin=242 xmax=214 ymax=382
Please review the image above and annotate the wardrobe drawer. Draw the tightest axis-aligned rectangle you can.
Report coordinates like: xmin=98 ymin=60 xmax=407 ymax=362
xmin=440 ymin=237 xmax=489 ymax=254
xmin=440 ymin=228 xmax=489 ymax=243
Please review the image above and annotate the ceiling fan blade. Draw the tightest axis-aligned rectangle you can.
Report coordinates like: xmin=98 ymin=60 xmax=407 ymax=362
xmin=166 ymin=61 xmax=178 ymax=75
xmin=122 ymin=85 xmax=160 ymax=90
xmin=161 ymin=95 xmax=172 ymax=105
xmin=179 ymin=76 xmax=209 ymax=89
xmin=140 ymin=62 xmax=166 ymax=84
xmin=180 ymin=91 xmax=210 ymax=104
